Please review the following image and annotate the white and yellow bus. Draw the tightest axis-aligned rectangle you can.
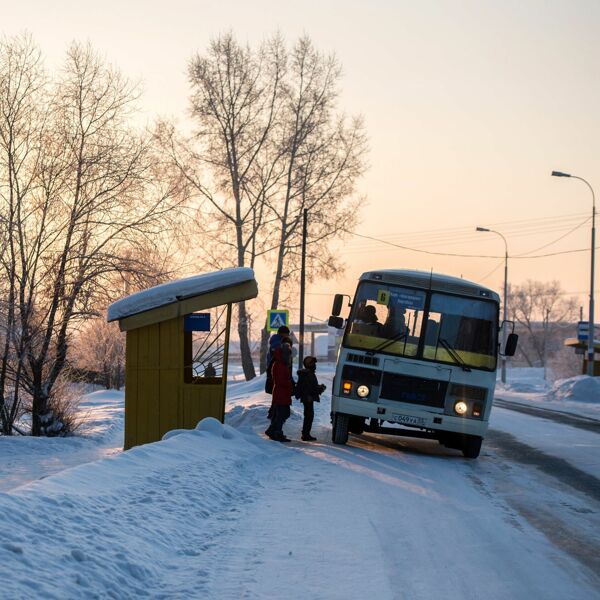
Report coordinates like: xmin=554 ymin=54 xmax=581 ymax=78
xmin=328 ymin=269 xmax=517 ymax=458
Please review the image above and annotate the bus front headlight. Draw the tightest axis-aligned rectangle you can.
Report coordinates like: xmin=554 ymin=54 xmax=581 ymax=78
xmin=454 ymin=400 xmax=468 ymax=416
xmin=357 ymin=384 xmax=370 ymax=398
xmin=356 ymin=385 xmax=371 ymax=398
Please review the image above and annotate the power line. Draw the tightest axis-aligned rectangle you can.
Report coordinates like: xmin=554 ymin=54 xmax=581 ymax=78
xmin=344 ymin=219 xmax=590 ymax=253
xmin=340 ymin=211 xmax=591 ymax=258
xmin=342 ymin=225 xmax=589 ymax=255
xmin=514 ymin=216 xmax=591 ymax=257
xmin=357 ymin=211 xmax=588 ymax=239
xmin=342 ymin=211 xmax=589 ymax=249
xmin=343 ymin=229 xmax=596 ymax=260
xmin=477 ymin=259 xmax=505 ymax=283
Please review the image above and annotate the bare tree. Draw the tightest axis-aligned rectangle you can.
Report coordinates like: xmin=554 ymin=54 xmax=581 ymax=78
xmin=257 ymin=37 xmax=367 ymax=371
xmin=0 ymin=38 xmax=182 ymax=435
xmin=72 ymin=241 xmax=179 ymax=391
xmin=508 ymin=280 xmax=577 ymax=368
xmin=158 ymin=34 xmax=367 ymax=378
xmin=0 ymin=34 xmax=46 ymax=434
xmin=158 ymin=33 xmax=286 ymax=380
xmin=72 ymin=316 xmax=125 ymax=389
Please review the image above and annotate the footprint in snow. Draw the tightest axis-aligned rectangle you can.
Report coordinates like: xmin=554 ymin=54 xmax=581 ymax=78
xmin=2 ymin=542 xmax=23 ymax=554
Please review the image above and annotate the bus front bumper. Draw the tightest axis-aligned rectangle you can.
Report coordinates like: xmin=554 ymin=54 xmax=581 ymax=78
xmin=331 ymin=395 xmax=489 ymax=437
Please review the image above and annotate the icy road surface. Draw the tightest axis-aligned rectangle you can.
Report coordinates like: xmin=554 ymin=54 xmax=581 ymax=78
xmin=0 ymin=368 xmax=599 ymax=598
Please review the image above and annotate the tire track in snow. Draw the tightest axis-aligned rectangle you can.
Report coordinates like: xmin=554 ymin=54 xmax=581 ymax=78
xmin=482 ymin=429 xmax=600 ymax=587
xmin=486 ymin=429 xmax=600 ymax=503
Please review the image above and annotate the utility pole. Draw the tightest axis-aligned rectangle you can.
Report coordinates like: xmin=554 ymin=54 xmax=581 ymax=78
xmin=298 ymin=209 xmax=308 ymax=369
xmin=476 ymin=226 xmax=509 ymax=383
xmin=552 ymin=171 xmax=596 ymax=376
xmin=543 ymin=308 xmax=549 ymax=381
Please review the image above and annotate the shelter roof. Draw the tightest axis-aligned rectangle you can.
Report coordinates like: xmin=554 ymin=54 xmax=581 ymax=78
xmin=564 ymin=337 xmax=600 ymax=351
xmin=107 ymin=268 xmax=258 ymax=331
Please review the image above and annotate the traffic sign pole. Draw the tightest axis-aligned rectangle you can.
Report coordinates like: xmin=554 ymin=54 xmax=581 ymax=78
xmin=299 ymin=209 xmax=308 ymax=369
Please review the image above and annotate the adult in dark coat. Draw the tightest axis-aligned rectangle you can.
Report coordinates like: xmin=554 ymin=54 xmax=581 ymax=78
xmin=296 ymin=356 xmax=326 ymax=441
xmin=265 ymin=325 xmax=290 ymax=397
xmin=267 ymin=325 xmax=290 ymax=364
xmin=265 ymin=342 xmax=293 ymax=442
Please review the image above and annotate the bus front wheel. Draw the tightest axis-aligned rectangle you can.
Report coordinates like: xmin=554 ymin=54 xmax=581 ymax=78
xmin=462 ymin=435 xmax=483 ymax=459
xmin=332 ymin=413 xmax=349 ymax=445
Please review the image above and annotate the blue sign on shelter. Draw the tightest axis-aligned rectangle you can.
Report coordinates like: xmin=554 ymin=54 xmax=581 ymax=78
xmin=184 ymin=313 xmax=211 ymax=332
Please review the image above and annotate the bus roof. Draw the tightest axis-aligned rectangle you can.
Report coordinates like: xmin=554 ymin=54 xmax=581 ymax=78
xmin=359 ymin=269 xmax=500 ymax=303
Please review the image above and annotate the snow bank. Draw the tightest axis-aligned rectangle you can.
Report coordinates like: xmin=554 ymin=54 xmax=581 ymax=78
xmin=107 ymin=267 xmax=255 ymax=321
xmin=493 ymin=367 xmax=600 ymax=419
xmin=0 ymin=417 xmax=269 ymax=599
xmin=549 ymin=375 xmax=600 ymax=404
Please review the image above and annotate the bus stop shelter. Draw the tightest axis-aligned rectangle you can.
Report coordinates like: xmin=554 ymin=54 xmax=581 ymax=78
xmin=107 ymin=268 xmax=258 ymax=449
xmin=564 ymin=337 xmax=600 ymax=376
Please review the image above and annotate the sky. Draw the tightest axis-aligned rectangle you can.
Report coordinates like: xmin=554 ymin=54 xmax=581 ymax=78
xmin=3 ymin=0 xmax=600 ymax=324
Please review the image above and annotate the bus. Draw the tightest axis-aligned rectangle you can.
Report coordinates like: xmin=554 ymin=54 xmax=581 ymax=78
xmin=328 ymin=269 xmax=517 ymax=458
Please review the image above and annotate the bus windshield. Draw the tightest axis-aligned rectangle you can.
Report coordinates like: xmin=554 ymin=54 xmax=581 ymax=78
xmin=344 ymin=282 xmax=498 ymax=370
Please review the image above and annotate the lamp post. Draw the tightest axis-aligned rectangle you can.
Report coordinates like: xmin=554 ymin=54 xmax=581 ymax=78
xmin=476 ymin=226 xmax=508 ymax=384
xmin=552 ymin=170 xmax=596 ymax=376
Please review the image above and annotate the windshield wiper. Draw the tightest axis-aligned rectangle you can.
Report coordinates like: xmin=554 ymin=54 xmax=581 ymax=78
xmin=438 ymin=338 xmax=471 ymax=372
xmin=367 ymin=330 xmax=407 ymax=356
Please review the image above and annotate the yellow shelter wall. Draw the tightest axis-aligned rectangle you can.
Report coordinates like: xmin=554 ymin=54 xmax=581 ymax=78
xmin=124 ymin=309 xmax=230 ymax=449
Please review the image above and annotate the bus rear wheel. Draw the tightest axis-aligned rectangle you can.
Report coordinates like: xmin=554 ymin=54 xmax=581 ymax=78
xmin=332 ymin=413 xmax=349 ymax=445
xmin=462 ymin=435 xmax=483 ymax=459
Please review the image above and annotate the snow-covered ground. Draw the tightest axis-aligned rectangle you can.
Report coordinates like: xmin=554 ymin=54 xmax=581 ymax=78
xmin=1 ymin=365 xmax=599 ymax=598
xmin=0 ymin=389 xmax=123 ymax=492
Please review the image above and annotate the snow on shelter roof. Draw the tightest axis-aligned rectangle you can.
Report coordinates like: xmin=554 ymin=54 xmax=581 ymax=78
xmin=107 ymin=268 xmax=257 ymax=325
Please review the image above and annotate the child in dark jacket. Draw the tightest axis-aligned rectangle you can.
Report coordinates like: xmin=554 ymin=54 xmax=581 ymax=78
xmin=296 ymin=356 xmax=326 ymax=441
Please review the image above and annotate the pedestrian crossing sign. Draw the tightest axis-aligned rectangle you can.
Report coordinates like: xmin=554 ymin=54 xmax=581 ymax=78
xmin=267 ymin=309 xmax=289 ymax=332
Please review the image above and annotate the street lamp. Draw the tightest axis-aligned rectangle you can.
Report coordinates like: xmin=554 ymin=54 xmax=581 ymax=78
xmin=476 ymin=226 xmax=509 ymax=384
xmin=552 ymin=170 xmax=596 ymax=376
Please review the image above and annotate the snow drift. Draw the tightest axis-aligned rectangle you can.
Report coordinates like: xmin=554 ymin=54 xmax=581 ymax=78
xmin=0 ymin=417 xmax=269 ymax=599
xmin=549 ymin=375 xmax=600 ymax=404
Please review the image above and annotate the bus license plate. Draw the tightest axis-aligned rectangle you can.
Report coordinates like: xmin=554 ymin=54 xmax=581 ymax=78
xmin=393 ymin=414 xmax=425 ymax=427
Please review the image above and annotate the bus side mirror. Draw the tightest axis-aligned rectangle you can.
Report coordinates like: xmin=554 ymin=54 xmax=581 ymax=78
xmin=331 ymin=294 xmax=344 ymax=316
xmin=328 ymin=315 xmax=344 ymax=329
xmin=504 ymin=333 xmax=518 ymax=357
